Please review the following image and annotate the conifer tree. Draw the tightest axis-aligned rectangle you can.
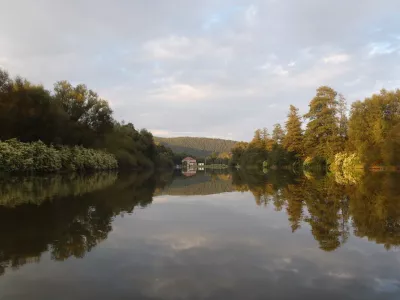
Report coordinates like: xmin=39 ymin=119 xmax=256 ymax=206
xmin=338 ymin=94 xmax=348 ymax=140
xmin=304 ymin=86 xmax=342 ymax=161
xmin=283 ymin=105 xmax=303 ymax=157
xmin=272 ymin=124 xmax=285 ymax=145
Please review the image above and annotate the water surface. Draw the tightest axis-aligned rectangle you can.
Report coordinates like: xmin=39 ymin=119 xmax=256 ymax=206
xmin=0 ymin=170 xmax=399 ymax=300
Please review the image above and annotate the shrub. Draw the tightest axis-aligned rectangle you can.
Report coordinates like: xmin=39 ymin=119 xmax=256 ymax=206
xmin=0 ymin=139 xmax=118 ymax=173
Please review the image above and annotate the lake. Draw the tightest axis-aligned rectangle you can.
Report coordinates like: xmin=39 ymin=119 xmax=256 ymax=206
xmin=0 ymin=170 xmax=399 ymax=300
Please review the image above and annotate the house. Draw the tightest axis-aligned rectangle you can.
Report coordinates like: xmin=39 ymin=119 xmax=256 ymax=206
xmin=182 ymin=157 xmax=197 ymax=168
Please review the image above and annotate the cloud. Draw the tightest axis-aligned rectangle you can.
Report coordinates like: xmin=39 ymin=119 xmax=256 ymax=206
xmin=245 ymin=5 xmax=258 ymax=25
xmin=368 ymin=42 xmax=399 ymax=57
xmin=0 ymin=0 xmax=400 ymax=140
xmin=323 ymin=54 xmax=350 ymax=64
xmin=272 ymin=65 xmax=289 ymax=76
xmin=143 ymin=36 xmax=194 ymax=60
xmin=149 ymin=82 xmax=208 ymax=101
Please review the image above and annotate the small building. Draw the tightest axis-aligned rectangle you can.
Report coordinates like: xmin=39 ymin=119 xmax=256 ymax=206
xmin=182 ymin=157 xmax=197 ymax=168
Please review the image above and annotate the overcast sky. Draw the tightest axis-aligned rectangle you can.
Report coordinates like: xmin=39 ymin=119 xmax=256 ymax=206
xmin=1 ymin=0 xmax=400 ymax=141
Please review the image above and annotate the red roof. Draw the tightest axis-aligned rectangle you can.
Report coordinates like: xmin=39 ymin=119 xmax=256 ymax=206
xmin=182 ymin=157 xmax=196 ymax=162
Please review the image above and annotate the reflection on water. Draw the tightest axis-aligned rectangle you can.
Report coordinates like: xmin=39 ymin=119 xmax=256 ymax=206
xmin=0 ymin=170 xmax=399 ymax=299
xmin=0 ymin=172 xmax=118 ymax=207
xmin=159 ymin=171 xmax=234 ymax=195
xmin=232 ymin=170 xmax=400 ymax=251
xmin=0 ymin=171 xmax=172 ymax=276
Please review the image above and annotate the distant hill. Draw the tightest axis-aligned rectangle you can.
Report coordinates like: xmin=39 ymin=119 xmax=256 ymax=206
xmin=154 ymin=136 xmax=238 ymax=157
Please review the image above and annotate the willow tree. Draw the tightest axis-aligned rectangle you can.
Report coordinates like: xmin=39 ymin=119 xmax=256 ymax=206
xmin=283 ymin=105 xmax=303 ymax=157
xmin=304 ymin=86 xmax=342 ymax=162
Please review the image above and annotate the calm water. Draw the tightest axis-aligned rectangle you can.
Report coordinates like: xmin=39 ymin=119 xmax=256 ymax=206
xmin=0 ymin=170 xmax=400 ymax=300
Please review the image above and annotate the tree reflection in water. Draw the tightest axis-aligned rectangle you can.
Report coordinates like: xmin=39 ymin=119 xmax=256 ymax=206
xmin=0 ymin=170 xmax=173 ymax=276
xmin=0 ymin=169 xmax=399 ymax=277
xmin=232 ymin=170 xmax=400 ymax=252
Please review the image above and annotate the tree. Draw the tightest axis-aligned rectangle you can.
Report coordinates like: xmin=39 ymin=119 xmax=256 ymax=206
xmin=338 ymin=94 xmax=348 ymax=140
xmin=283 ymin=105 xmax=303 ymax=157
xmin=304 ymin=86 xmax=342 ymax=162
xmin=272 ymin=124 xmax=285 ymax=145
xmin=348 ymin=89 xmax=400 ymax=165
xmin=53 ymin=81 xmax=114 ymax=146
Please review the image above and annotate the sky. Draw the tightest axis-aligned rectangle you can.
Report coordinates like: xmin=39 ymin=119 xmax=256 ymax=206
xmin=1 ymin=0 xmax=400 ymax=141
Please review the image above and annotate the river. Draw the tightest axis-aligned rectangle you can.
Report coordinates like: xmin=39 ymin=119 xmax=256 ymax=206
xmin=0 ymin=170 xmax=399 ymax=300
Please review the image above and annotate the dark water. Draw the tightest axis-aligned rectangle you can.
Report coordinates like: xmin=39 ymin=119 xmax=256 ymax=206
xmin=0 ymin=170 xmax=400 ymax=300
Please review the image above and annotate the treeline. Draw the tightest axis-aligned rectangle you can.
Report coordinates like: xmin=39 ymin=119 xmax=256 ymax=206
xmin=231 ymin=86 xmax=400 ymax=170
xmin=155 ymin=136 xmax=237 ymax=158
xmin=0 ymin=68 xmax=174 ymax=172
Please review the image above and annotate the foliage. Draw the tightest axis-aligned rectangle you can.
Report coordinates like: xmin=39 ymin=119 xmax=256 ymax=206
xmin=283 ymin=105 xmax=304 ymax=158
xmin=239 ymin=86 xmax=399 ymax=170
xmin=0 ymin=68 xmax=174 ymax=171
xmin=0 ymin=139 xmax=117 ymax=173
xmin=272 ymin=123 xmax=285 ymax=145
xmin=303 ymin=86 xmax=343 ymax=163
xmin=348 ymin=89 xmax=400 ymax=166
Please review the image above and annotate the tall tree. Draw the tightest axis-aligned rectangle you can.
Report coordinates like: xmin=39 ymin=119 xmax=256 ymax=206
xmin=338 ymin=93 xmax=348 ymax=140
xmin=251 ymin=129 xmax=264 ymax=148
xmin=283 ymin=105 xmax=303 ymax=157
xmin=304 ymin=86 xmax=342 ymax=162
xmin=348 ymin=89 xmax=400 ymax=165
xmin=272 ymin=123 xmax=285 ymax=145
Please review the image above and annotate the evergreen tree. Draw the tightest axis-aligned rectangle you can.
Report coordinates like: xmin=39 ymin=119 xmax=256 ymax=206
xmin=283 ymin=105 xmax=303 ymax=157
xmin=338 ymin=94 xmax=348 ymax=140
xmin=272 ymin=123 xmax=285 ymax=145
xmin=304 ymin=86 xmax=342 ymax=162
xmin=251 ymin=129 xmax=264 ymax=148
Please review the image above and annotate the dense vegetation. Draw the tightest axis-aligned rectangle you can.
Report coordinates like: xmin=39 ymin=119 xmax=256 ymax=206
xmin=0 ymin=68 xmax=174 ymax=172
xmin=231 ymin=86 xmax=400 ymax=171
xmin=155 ymin=136 xmax=237 ymax=158
xmin=0 ymin=139 xmax=117 ymax=173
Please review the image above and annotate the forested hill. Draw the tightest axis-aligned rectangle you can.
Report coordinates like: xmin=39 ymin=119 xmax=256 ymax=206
xmin=154 ymin=137 xmax=238 ymax=157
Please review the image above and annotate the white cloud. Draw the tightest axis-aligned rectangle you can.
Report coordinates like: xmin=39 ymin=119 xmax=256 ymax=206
xmin=245 ymin=5 xmax=258 ymax=25
xmin=272 ymin=65 xmax=289 ymax=76
xmin=149 ymin=83 xmax=208 ymax=101
xmin=368 ymin=42 xmax=398 ymax=57
xmin=143 ymin=36 xmax=192 ymax=60
xmin=344 ymin=77 xmax=363 ymax=87
xmin=1 ymin=0 xmax=400 ymax=140
xmin=323 ymin=54 xmax=350 ymax=64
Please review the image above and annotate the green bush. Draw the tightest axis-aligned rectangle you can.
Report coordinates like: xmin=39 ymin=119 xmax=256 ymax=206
xmin=0 ymin=139 xmax=117 ymax=173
